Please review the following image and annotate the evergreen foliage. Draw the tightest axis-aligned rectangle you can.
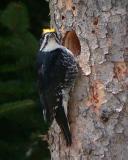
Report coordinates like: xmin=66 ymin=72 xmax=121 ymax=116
xmin=0 ymin=2 xmax=50 ymax=160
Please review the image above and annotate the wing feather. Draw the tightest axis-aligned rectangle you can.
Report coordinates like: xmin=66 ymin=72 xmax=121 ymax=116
xmin=37 ymin=48 xmax=77 ymax=123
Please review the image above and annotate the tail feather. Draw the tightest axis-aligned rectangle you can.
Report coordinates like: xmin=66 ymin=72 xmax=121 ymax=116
xmin=55 ymin=106 xmax=72 ymax=146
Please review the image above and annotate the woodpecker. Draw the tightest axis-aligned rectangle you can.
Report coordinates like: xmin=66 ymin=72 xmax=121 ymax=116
xmin=37 ymin=30 xmax=78 ymax=146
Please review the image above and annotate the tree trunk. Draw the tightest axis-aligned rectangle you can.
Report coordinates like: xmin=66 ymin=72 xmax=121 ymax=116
xmin=47 ymin=0 xmax=128 ymax=159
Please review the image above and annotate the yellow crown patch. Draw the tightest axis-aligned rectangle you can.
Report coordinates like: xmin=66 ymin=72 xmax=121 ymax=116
xmin=43 ymin=28 xmax=56 ymax=34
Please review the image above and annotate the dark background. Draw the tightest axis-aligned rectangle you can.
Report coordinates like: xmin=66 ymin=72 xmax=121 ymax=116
xmin=0 ymin=0 xmax=50 ymax=159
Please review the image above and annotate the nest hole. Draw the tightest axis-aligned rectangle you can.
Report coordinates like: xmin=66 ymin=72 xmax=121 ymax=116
xmin=62 ymin=31 xmax=81 ymax=56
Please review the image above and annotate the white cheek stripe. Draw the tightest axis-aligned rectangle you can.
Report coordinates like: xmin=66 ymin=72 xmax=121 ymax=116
xmin=40 ymin=37 xmax=74 ymax=57
xmin=43 ymin=41 xmax=60 ymax=52
xmin=40 ymin=36 xmax=47 ymax=51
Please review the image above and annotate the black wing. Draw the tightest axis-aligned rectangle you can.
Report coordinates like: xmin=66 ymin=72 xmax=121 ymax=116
xmin=37 ymin=48 xmax=77 ymax=145
xmin=37 ymin=48 xmax=77 ymax=121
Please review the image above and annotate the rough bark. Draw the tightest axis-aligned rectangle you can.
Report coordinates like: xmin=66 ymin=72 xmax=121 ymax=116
xmin=47 ymin=0 xmax=128 ymax=159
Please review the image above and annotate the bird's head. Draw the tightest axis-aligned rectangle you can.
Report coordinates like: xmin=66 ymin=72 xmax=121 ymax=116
xmin=40 ymin=28 xmax=60 ymax=52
